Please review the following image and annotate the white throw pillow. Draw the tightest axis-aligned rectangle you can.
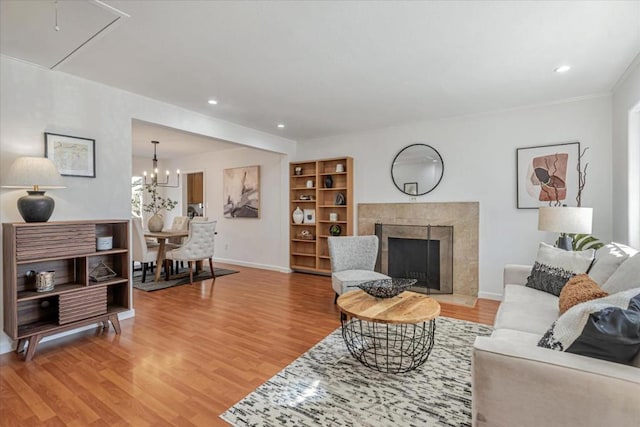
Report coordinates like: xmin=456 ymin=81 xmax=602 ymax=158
xmin=602 ymin=252 xmax=640 ymax=294
xmin=588 ymin=242 xmax=637 ymax=285
xmin=526 ymin=242 xmax=595 ymax=296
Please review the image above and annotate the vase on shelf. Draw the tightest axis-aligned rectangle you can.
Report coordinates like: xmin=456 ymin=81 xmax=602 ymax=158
xmin=148 ymin=213 xmax=164 ymax=232
xmin=292 ymin=206 xmax=304 ymax=224
xmin=324 ymin=175 xmax=333 ymax=188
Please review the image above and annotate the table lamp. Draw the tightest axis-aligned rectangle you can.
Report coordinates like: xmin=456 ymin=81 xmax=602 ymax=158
xmin=538 ymin=206 xmax=593 ymax=250
xmin=2 ymin=157 xmax=66 ymax=222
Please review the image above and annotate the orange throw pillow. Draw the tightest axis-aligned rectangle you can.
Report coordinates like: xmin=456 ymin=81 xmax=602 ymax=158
xmin=559 ymin=274 xmax=609 ymax=315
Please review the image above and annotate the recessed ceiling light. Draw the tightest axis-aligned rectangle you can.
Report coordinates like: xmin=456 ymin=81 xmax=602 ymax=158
xmin=277 ymin=124 xmax=285 ymax=129
xmin=208 ymin=99 xmax=218 ymax=105
xmin=554 ymin=65 xmax=571 ymax=73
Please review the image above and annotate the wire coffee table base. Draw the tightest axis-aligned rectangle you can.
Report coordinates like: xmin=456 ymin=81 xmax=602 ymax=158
xmin=340 ymin=318 xmax=436 ymax=373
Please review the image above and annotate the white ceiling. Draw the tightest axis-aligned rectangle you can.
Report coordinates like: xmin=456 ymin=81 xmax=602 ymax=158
xmin=2 ymin=0 xmax=640 ymax=141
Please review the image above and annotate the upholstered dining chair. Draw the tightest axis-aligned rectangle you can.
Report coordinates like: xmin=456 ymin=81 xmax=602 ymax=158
xmin=328 ymin=235 xmax=390 ymax=302
xmin=132 ymin=217 xmax=159 ymax=283
xmin=168 ymin=216 xmax=190 ymax=244
xmin=164 ymin=220 xmax=217 ymax=285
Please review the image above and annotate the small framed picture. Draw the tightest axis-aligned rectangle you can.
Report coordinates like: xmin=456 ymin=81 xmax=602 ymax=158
xmin=44 ymin=132 xmax=96 ymax=178
xmin=303 ymin=209 xmax=316 ymax=224
xmin=404 ymin=182 xmax=418 ymax=195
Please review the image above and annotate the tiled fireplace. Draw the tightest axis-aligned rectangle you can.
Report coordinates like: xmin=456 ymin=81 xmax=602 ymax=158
xmin=358 ymin=202 xmax=479 ymax=304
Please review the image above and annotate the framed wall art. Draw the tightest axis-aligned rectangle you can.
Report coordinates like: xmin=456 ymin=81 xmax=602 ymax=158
xmin=44 ymin=132 xmax=96 ymax=178
xmin=516 ymin=142 xmax=580 ymax=209
xmin=223 ymin=165 xmax=260 ymax=218
xmin=303 ymin=209 xmax=316 ymax=224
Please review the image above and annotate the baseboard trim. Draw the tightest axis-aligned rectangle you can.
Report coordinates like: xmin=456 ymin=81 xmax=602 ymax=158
xmin=213 ymin=257 xmax=291 ymax=273
xmin=0 ymin=309 xmax=135 ymax=355
xmin=478 ymin=291 xmax=503 ymax=301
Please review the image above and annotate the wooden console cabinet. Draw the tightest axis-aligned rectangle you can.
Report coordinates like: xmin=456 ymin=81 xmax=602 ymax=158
xmin=2 ymin=220 xmax=131 ymax=361
xmin=289 ymin=157 xmax=354 ymax=274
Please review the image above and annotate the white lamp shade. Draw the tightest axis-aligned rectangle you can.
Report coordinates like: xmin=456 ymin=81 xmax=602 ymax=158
xmin=2 ymin=157 xmax=65 ymax=189
xmin=538 ymin=207 xmax=593 ymax=234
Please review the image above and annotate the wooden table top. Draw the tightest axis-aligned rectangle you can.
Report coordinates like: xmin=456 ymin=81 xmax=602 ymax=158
xmin=144 ymin=230 xmax=189 ymax=239
xmin=337 ymin=290 xmax=441 ymax=324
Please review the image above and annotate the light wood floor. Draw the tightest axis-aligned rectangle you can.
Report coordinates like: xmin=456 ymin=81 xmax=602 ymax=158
xmin=0 ymin=264 xmax=500 ymax=426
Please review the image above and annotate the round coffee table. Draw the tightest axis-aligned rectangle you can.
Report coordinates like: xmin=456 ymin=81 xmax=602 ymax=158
xmin=337 ymin=289 xmax=441 ymax=373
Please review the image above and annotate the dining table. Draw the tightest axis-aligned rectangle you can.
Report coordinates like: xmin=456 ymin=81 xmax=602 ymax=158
xmin=144 ymin=230 xmax=189 ymax=282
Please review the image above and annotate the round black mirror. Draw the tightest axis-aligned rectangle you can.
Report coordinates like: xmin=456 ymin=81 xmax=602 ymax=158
xmin=391 ymin=144 xmax=444 ymax=196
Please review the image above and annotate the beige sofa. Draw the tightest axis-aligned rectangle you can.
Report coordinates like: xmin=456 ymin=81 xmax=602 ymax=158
xmin=472 ymin=264 xmax=640 ymax=427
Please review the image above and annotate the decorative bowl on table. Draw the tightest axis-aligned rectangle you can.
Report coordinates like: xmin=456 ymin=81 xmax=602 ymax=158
xmin=358 ymin=278 xmax=417 ymax=298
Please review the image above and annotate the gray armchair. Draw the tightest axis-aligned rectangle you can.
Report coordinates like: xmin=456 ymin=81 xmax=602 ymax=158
xmin=327 ymin=235 xmax=390 ymax=300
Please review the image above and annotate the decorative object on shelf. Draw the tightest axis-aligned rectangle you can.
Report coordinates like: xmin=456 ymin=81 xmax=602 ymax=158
xmin=335 ymin=192 xmax=346 ymax=205
xmin=299 ymin=194 xmax=314 ymax=201
xmin=294 ymin=166 xmax=303 ymax=175
xmin=391 ymin=144 xmax=443 ymax=196
xmin=96 ymin=236 xmax=113 ymax=251
xmin=296 ymin=230 xmax=314 ymax=240
xmin=336 ymin=163 xmax=345 ymax=172
xmin=324 ymin=175 xmax=333 ymax=188
xmin=404 ymin=182 xmax=418 ymax=195
xmin=303 ymin=209 xmax=316 ymax=224
xmin=89 ymin=261 xmax=118 ymax=282
xmin=44 ymin=132 xmax=96 ymax=178
xmin=329 ymin=224 xmax=342 ymax=236
xmin=358 ymin=278 xmax=417 ymax=299
xmin=1 ymin=157 xmax=66 ymax=222
xmin=223 ymin=165 xmax=260 ymax=218
xmin=35 ymin=271 xmax=55 ymax=292
xmin=306 ymin=179 xmax=314 ymax=188
xmin=516 ymin=142 xmax=580 ymax=209
xmin=140 ymin=140 xmax=180 ymax=187
xmin=329 ymin=212 xmax=338 ymax=221
xmin=538 ymin=206 xmax=593 ymax=250
xmin=292 ymin=206 xmax=304 ymax=224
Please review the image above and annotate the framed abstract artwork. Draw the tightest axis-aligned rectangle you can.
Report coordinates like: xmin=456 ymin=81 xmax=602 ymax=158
xmin=223 ymin=165 xmax=260 ymax=218
xmin=44 ymin=132 xmax=96 ymax=178
xmin=516 ymin=142 xmax=580 ymax=209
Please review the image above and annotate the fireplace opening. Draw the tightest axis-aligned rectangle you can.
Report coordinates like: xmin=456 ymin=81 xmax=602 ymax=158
xmin=375 ymin=223 xmax=453 ymax=295
xmin=388 ymin=237 xmax=440 ymax=290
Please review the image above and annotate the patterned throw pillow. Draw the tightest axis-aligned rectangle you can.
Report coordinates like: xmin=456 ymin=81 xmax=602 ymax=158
xmin=558 ymin=274 xmax=608 ymax=315
xmin=538 ymin=288 xmax=640 ymax=364
xmin=526 ymin=242 xmax=595 ymax=296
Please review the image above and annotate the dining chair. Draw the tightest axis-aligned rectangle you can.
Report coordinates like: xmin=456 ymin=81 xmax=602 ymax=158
xmin=164 ymin=220 xmax=217 ymax=284
xmin=132 ymin=217 xmax=159 ymax=283
xmin=168 ymin=216 xmax=190 ymax=244
xmin=328 ymin=235 xmax=390 ymax=302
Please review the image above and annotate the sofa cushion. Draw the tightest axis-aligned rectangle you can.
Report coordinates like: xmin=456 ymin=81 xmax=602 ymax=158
xmin=602 ymin=252 xmax=640 ymax=294
xmin=332 ymin=270 xmax=390 ymax=295
xmin=525 ymin=242 xmax=595 ymax=296
xmin=503 ymin=284 xmax=558 ymax=307
xmin=538 ymin=288 xmax=640 ymax=364
xmin=494 ymin=301 xmax=559 ymax=335
xmin=491 ymin=328 xmax=543 ymax=346
xmin=558 ymin=274 xmax=608 ymax=315
xmin=588 ymin=242 xmax=637 ymax=285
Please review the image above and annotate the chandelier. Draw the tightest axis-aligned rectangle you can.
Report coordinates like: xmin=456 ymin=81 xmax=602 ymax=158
xmin=143 ymin=140 xmax=180 ymax=188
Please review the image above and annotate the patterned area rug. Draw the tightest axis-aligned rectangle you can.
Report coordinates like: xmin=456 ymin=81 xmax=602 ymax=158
xmin=221 ymin=317 xmax=492 ymax=427
xmin=132 ymin=266 xmax=238 ymax=292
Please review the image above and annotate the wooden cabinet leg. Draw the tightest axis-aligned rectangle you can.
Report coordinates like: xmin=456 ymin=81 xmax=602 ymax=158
xmin=24 ymin=334 xmax=43 ymax=361
xmin=109 ymin=314 xmax=121 ymax=334
xmin=15 ymin=339 xmax=27 ymax=353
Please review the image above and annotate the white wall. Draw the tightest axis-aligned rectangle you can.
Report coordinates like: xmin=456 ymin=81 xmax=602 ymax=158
xmin=163 ymin=148 xmax=289 ymax=271
xmin=296 ymin=96 xmax=614 ymax=299
xmin=612 ymin=56 xmax=640 ymax=247
xmin=0 ymin=56 xmax=295 ymax=353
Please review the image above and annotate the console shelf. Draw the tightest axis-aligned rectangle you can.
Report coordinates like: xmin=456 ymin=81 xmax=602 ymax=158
xmin=3 ymin=220 xmax=131 ymax=361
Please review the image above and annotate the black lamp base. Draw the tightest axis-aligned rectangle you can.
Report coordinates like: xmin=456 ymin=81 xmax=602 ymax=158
xmin=17 ymin=191 xmax=55 ymax=222
xmin=557 ymin=234 xmax=573 ymax=251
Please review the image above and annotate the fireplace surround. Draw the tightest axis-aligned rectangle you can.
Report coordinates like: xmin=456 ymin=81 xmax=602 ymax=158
xmin=359 ymin=202 xmax=479 ymax=303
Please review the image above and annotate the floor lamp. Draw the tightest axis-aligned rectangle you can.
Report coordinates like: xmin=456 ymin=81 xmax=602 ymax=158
xmin=538 ymin=206 xmax=593 ymax=251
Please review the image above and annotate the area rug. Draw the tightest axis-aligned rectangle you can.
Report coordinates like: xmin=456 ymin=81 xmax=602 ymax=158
xmin=132 ymin=266 xmax=238 ymax=292
xmin=221 ymin=317 xmax=492 ymax=427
